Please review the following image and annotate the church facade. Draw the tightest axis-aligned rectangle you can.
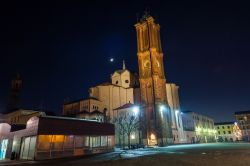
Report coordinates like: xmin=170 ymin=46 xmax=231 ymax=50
xmin=62 ymin=14 xmax=187 ymax=147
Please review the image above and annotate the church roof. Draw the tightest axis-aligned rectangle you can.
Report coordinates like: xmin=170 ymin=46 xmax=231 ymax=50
xmin=113 ymin=103 xmax=137 ymax=110
xmin=63 ymin=97 xmax=99 ymax=105
xmin=91 ymin=110 xmax=103 ymax=114
xmin=114 ymin=69 xmax=127 ymax=74
xmin=111 ymin=60 xmax=130 ymax=75
xmin=112 ymin=69 xmax=131 ymax=75
xmin=97 ymin=82 xmax=131 ymax=88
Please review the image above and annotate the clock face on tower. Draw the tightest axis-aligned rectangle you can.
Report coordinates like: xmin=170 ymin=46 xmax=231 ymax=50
xmin=156 ymin=60 xmax=160 ymax=68
xmin=143 ymin=59 xmax=151 ymax=78
xmin=144 ymin=60 xmax=151 ymax=68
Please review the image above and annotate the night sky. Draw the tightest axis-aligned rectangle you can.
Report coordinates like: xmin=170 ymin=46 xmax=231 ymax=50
xmin=0 ymin=1 xmax=249 ymax=122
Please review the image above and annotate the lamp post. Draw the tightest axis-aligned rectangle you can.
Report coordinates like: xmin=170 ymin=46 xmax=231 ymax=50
xmin=156 ymin=104 xmax=166 ymax=146
xmin=131 ymin=106 xmax=140 ymax=146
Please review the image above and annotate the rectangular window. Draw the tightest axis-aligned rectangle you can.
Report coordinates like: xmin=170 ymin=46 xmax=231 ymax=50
xmin=107 ymin=136 xmax=114 ymax=147
xmin=101 ymin=136 xmax=108 ymax=147
xmin=37 ymin=135 xmax=52 ymax=151
xmin=74 ymin=136 xmax=83 ymax=148
xmin=83 ymin=136 xmax=89 ymax=147
xmin=64 ymin=135 xmax=74 ymax=149
xmin=51 ymin=135 xmax=64 ymax=151
xmin=91 ymin=136 xmax=100 ymax=147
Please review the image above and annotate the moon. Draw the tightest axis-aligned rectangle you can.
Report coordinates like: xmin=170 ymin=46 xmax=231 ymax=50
xmin=110 ymin=58 xmax=114 ymax=62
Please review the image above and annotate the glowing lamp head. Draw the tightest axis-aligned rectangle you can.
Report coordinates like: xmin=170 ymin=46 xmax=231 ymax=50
xmin=195 ymin=126 xmax=201 ymax=132
xmin=150 ymin=133 xmax=156 ymax=140
xmin=132 ymin=106 xmax=139 ymax=115
xmin=160 ymin=105 xmax=165 ymax=112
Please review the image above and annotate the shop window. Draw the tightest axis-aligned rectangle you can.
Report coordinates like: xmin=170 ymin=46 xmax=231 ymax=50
xmin=37 ymin=135 xmax=52 ymax=151
xmin=74 ymin=136 xmax=83 ymax=148
xmin=107 ymin=136 xmax=115 ymax=147
xmin=91 ymin=136 xmax=101 ymax=147
xmin=101 ymin=136 xmax=108 ymax=147
xmin=64 ymin=135 xmax=74 ymax=149
xmin=83 ymin=136 xmax=89 ymax=147
xmin=51 ymin=135 xmax=64 ymax=151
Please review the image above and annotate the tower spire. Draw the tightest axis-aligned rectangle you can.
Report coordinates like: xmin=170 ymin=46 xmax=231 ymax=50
xmin=135 ymin=14 xmax=172 ymax=146
xmin=122 ymin=60 xmax=126 ymax=70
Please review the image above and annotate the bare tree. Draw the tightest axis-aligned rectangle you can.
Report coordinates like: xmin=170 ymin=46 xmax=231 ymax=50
xmin=113 ymin=111 xmax=140 ymax=149
xmin=195 ymin=135 xmax=202 ymax=143
xmin=113 ymin=116 xmax=126 ymax=148
xmin=123 ymin=112 xmax=140 ymax=149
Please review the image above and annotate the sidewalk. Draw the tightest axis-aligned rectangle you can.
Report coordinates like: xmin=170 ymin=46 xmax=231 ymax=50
xmin=0 ymin=159 xmax=36 ymax=166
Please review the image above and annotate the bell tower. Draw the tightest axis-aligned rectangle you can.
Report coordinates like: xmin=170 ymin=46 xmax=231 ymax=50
xmin=7 ymin=73 xmax=22 ymax=112
xmin=135 ymin=13 xmax=173 ymax=146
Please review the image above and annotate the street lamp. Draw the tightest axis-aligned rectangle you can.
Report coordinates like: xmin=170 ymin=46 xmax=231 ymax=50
xmin=160 ymin=105 xmax=164 ymax=112
xmin=131 ymin=134 xmax=135 ymax=139
xmin=132 ymin=106 xmax=139 ymax=116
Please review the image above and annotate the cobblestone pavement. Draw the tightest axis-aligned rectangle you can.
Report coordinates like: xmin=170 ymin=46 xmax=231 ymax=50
xmin=1 ymin=143 xmax=250 ymax=166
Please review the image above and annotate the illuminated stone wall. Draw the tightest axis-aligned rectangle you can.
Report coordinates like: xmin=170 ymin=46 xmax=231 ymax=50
xmin=89 ymin=84 xmax=135 ymax=119
xmin=111 ymin=69 xmax=138 ymax=89
xmin=215 ymin=122 xmax=242 ymax=142
xmin=62 ymin=98 xmax=105 ymax=120
xmin=235 ymin=111 xmax=250 ymax=141
xmin=166 ymin=83 xmax=186 ymax=144
xmin=182 ymin=111 xmax=216 ymax=143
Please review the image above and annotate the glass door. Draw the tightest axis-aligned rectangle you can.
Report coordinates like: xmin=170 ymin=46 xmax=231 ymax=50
xmin=20 ymin=136 xmax=37 ymax=160
xmin=0 ymin=139 xmax=8 ymax=160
